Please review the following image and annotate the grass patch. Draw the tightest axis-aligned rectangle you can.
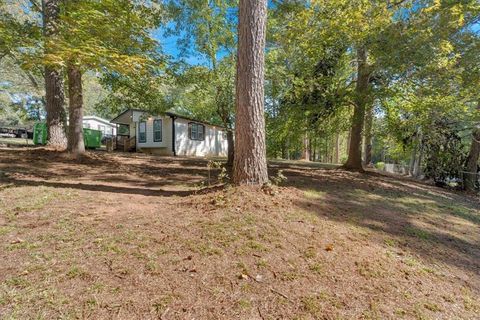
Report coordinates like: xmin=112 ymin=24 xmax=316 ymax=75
xmin=309 ymin=262 xmax=324 ymax=275
xmin=437 ymin=203 xmax=480 ymax=224
xmin=355 ymin=260 xmax=385 ymax=279
xmin=152 ymin=295 xmax=174 ymax=315
xmin=423 ymin=302 xmax=442 ymax=312
xmin=304 ymin=189 xmax=326 ymax=200
xmin=405 ymin=227 xmax=431 ymax=240
xmin=384 ymin=238 xmax=396 ymax=247
xmin=66 ymin=266 xmax=88 ymax=279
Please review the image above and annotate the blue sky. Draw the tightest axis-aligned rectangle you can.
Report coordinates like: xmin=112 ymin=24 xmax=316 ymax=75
xmin=153 ymin=15 xmax=480 ymax=68
xmin=152 ymin=28 xmax=209 ymax=66
xmin=472 ymin=23 xmax=480 ymax=34
xmin=153 ymin=24 xmax=220 ymax=66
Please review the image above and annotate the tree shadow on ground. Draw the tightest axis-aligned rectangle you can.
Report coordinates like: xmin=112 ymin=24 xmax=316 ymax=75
xmin=281 ymin=167 xmax=480 ymax=282
xmin=0 ymin=148 xmax=224 ymax=192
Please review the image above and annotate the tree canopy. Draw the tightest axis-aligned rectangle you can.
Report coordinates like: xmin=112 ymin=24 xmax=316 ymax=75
xmin=1 ymin=0 xmax=479 ymax=187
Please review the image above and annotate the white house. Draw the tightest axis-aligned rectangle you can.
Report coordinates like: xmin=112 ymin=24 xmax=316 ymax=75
xmin=83 ymin=116 xmax=117 ymax=137
xmin=110 ymin=109 xmax=228 ymax=157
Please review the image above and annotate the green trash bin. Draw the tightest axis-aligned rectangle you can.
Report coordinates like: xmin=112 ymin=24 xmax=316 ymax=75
xmin=83 ymin=128 xmax=102 ymax=149
xmin=33 ymin=122 xmax=47 ymax=145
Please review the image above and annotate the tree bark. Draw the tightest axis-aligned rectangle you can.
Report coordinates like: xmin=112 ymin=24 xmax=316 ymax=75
xmin=281 ymin=142 xmax=287 ymax=159
xmin=67 ymin=63 xmax=85 ymax=155
xmin=43 ymin=0 xmax=67 ymax=149
xmin=302 ymin=133 xmax=310 ymax=161
xmin=344 ymin=47 xmax=371 ymax=171
xmin=409 ymin=142 xmax=418 ymax=176
xmin=335 ymin=133 xmax=340 ymax=164
xmin=346 ymin=129 xmax=351 ymax=160
xmin=363 ymin=104 xmax=373 ymax=166
xmin=226 ymin=129 xmax=234 ymax=167
xmin=413 ymin=130 xmax=424 ymax=178
xmin=464 ymin=103 xmax=480 ymax=191
xmin=409 ymin=128 xmax=419 ymax=176
xmin=312 ymin=138 xmax=317 ymax=162
xmin=233 ymin=0 xmax=268 ymax=185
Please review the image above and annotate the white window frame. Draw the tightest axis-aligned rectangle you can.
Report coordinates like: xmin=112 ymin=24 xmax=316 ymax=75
xmin=139 ymin=121 xmax=147 ymax=143
xmin=189 ymin=122 xmax=205 ymax=141
xmin=153 ymin=119 xmax=162 ymax=142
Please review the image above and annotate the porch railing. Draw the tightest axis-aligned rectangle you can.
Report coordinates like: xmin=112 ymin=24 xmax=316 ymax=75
xmin=115 ymin=135 xmax=136 ymax=152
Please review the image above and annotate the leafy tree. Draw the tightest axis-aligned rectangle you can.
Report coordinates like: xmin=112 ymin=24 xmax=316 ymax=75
xmin=35 ymin=0 xmax=165 ymax=154
xmin=167 ymin=0 xmax=237 ymax=165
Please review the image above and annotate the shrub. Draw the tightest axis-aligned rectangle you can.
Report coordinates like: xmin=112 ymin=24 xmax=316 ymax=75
xmin=375 ymin=162 xmax=385 ymax=170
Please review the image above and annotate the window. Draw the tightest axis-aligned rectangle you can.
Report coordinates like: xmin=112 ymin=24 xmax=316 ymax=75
xmin=139 ymin=121 xmax=146 ymax=143
xmin=84 ymin=123 xmax=91 ymax=129
xmin=118 ymin=124 xmax=129 ymax=136
xmin=98 ymin=125 xmax=105 ymax=133
xmin=189 ymin=122 xmax=205 ymax=141
xmin=153 ymin=119 xmax=162 ymax=142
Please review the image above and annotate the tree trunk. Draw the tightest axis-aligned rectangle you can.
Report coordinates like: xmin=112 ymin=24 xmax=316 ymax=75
xmin=409 ymin=128 xmax=419 ymax=176
xmin=233 ymin=0 xmax=268 ymax=185
xmin=344 ymin=47 xmax=371 ymax=171
xmin=413 ymin=131 xmax=424 ymax=178
xmin=409 ymin=143 xmax=418 ymax=176
xmin=363 ymin=104 xmax=373 ymax=166
xmin=227 ymin=129 xmax=234 ymax=167
xmin=312 ymin=138 xmax=317 ymax=162
xmin=281 ymin=142 xmax=287 ymax=159
xmin=346 ymin=129 xmax=351 ymax=159
xmin=43 ymin=0 xmax=67 ymax=149
xmin=67 ymin=63 xmax=85 ymax=155
xmin=464 ymin=103 xmax=480 ymax=191
xmin=335 ymin=133 xmax=340 ymax=164
xmin=302 ymin=133 xmax=310 ymax=161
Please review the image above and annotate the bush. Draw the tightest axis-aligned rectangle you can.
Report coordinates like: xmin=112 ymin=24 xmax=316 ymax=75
xmin=375 ymin=162 xmax=385 ymax=170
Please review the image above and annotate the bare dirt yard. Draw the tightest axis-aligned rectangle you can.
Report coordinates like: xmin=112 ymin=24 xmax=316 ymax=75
xmin=0 ymin=147 xmax=479 ymax=319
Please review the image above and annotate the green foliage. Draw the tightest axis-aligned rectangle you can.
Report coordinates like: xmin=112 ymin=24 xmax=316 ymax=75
xmin=166 ymin=0 xmax=236 ymax=128
xmin=270 ymin=170 xmax=287 ymax=186
xmin=1 ymin=0 xmax=479 ymax=182
xmin=1 ymin=0 xmax=170 ymax=120
xmin=375 ymin=162 xmax=385 ymax=171
xmin=423 ymin=118 xmax=469 ymax=183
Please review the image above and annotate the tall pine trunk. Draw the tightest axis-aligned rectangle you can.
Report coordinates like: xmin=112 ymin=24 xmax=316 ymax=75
xmin=335 ymin=133 xmax=340 ymax=164
xmin=464 ymin=103 xmax=480 ymax=191
xmin=409 ymin=128 xmax=420 ymax=176
xmin=302 ymin=133 xmax=310 ymax=161
xmin=67 ymin=63 xmax=85 ymax=155
xmin=409 ymin=143 xmax=418 ymax=176
xmin=43 ymin=0 xmax=67 ymax=149
xmin=233 ymin=0 xmax=268 ymax=185
xmin=227 ymin=130 xmax=234 ymax=167
xmin=413 ymin=130 xmax=424 ymax=178
xmin=363 ymin=104 xmax=373 ymax=166
xmin=344 ymin=47 xmax=371 ymax=171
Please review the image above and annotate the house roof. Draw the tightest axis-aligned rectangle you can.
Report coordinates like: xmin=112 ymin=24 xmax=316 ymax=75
xmin=110 ymin=109 xmax=144 ymax=125
xmin=110 ymin=109 xmax=226 ymax=129
xmin=83 ymin=116 xmax=116 ymax=127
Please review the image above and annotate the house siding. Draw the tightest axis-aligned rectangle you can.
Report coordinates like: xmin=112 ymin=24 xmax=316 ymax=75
xmin=112 ymin=109 xmax=228 ymax=157
xmin=82 ymin=118 xmax=117 ymax=136
xmin=136 ymin=116 xmax=173 ymax=155
xmin=174 ymin=118 xmax=227 ymax=157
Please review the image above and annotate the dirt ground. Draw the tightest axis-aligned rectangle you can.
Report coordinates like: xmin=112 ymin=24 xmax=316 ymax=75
xmin=0 ymin=147 xmax=479 ymax=319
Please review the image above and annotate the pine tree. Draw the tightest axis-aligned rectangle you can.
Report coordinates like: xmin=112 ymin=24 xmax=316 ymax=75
xmin=233 ymin=0 xmax=269 ymax=185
